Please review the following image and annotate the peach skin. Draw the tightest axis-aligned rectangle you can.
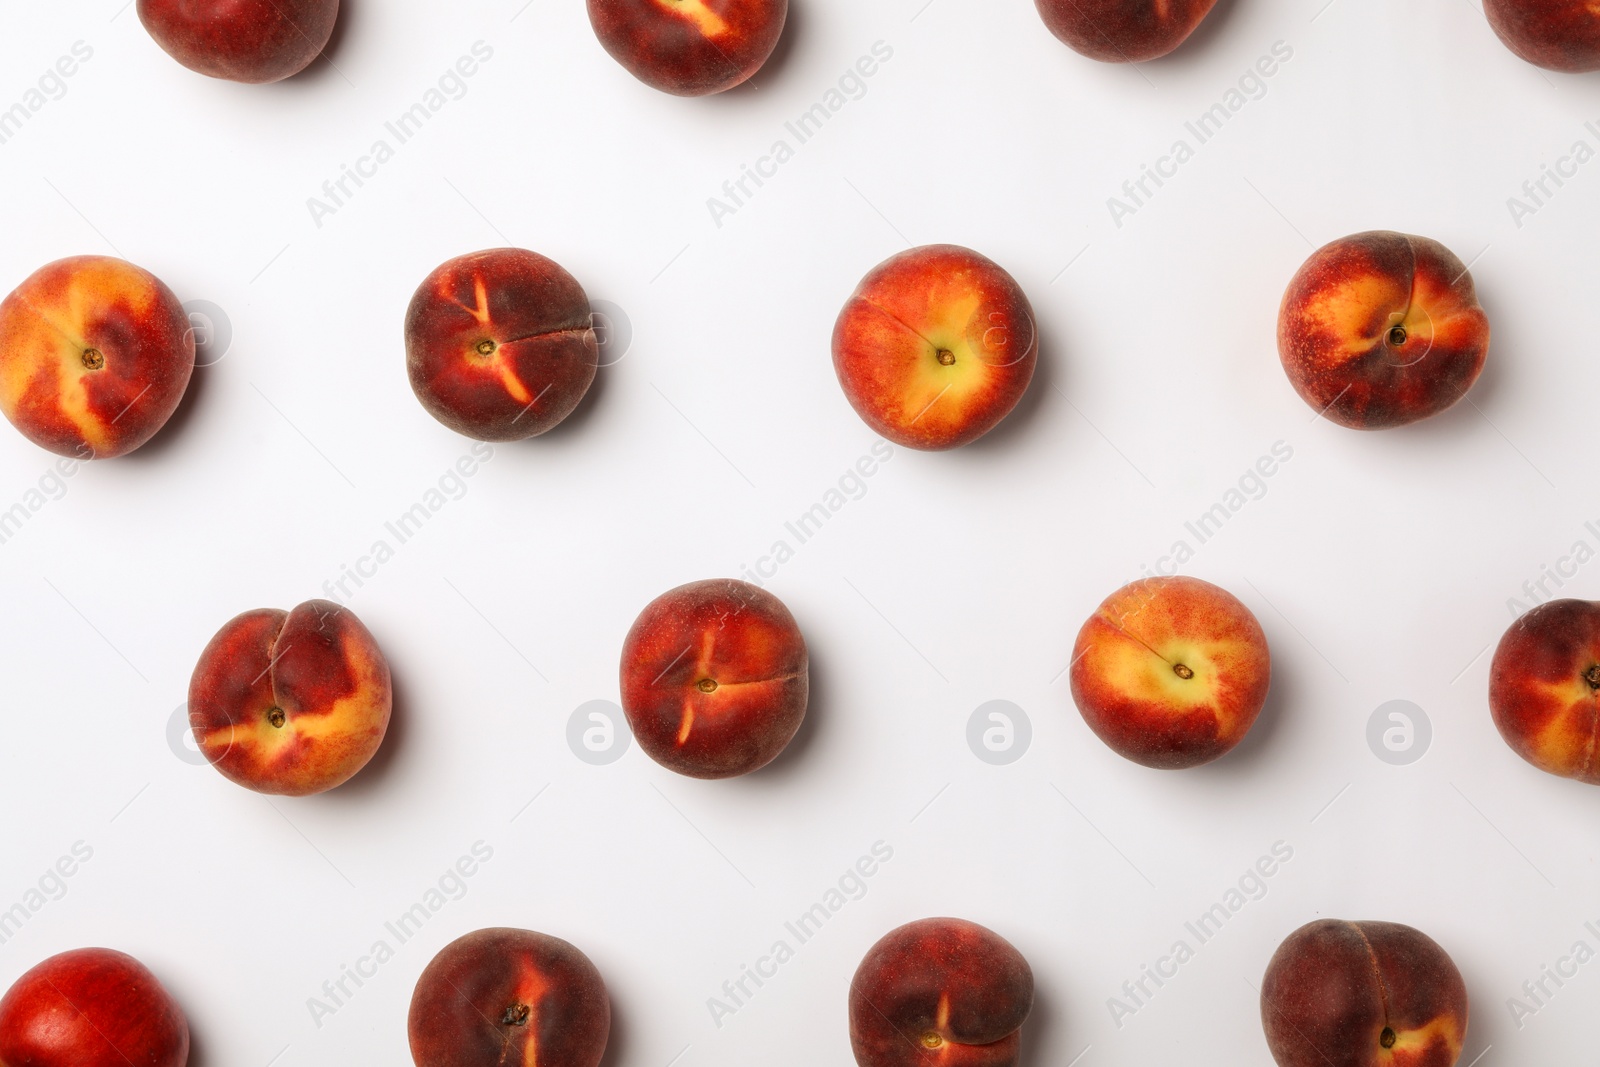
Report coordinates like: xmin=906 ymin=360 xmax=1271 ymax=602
xmin=1035 ymin=0 xmax=1219 ymax=62
xmin=406 ymin=248 xmax=599 ymax=442
xmin=1278 ymin=231 xmax=1489 ymax=430
xmin=849 ymin=917 xmax=1034 ymax=1067
xmin=620 ymin=578 xmax=808 ymax=778
xmin=1262 ymin=919 xmax=1469 ymax=1067
xmin=408 ymin=927 xmax=610 ymax=1067
xmin=138 ymin=0 xmax=339 ymax=83
xmin=0 ymin=256 xmax=194 ymax=459
xmin=1070 ymin=576 xmax=1270 ymax=769
xmin=1485 ymin=0 xmax=1600 ymax=71
xmin=1489 ymin=598 xmax=1600 ymax=784
xmin=588 ymin=0 xmax=788 ymax=96
xmin=833 ymin=245 xmax=1037 ymax=451
xmin=189 ymin=599 xmax=391 ymax=796
xmin=0 ymin=948 xmax=189 ymax=1067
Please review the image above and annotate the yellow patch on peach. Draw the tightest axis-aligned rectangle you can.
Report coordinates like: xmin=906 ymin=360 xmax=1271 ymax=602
xmin=654 ymin=0 xmax=729 ymax=36
xmin=1385 ymin=1015 xmax=1464 ymax=1060
xmin=1300 ymin=271 xmax=1407 ymax=357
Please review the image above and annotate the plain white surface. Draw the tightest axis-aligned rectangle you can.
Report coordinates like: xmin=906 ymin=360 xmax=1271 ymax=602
xmin=0 ymin=0 xmax=1596 ymax=1063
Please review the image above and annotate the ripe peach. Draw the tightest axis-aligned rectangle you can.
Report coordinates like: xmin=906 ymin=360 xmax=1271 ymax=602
xmin=1035 ymin=0 xmax=1218 ymax=62
xmin=833 ymin=245 xmax=1037 ymax=451
xmin=587 ymin=0 xmax=787 ymax=96
xmin=137 ymin=0 xmax=339 ymax=83
xmin=1070 ymin=576 xmax=1270 ymax=769
xmin=0 ymin=948 xmax=189 ymax=1067
xmin=1261 ymin=919 xmax=1468 ymax=1067
xmin=1485 ymin=0 xmax=1600 ymax=71
xmin=405 ymin=248 xmax=599 ymax=442
xmin=620 ymin=578 xmax=807 ymax=779
xmin=189 ymin=599 xmax=391 ymax=796
xmin=1278 ymin=231 xmax=1489 ymax=430
xmin=0 ymin=256 xmax=194 ymax=459
xmin=850 ymin=917 xmax=1034 ymax=1067
xmin=408 ymin=927 xmax=610 ymax=1067
xmin=1489 ymin=598 xmax=1600 ymax=784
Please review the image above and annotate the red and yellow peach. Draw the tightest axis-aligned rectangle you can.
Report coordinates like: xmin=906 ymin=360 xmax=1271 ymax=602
xmin=189 ymin=599 xmax=391 ymax=796
xmin=0 ymin=256 xmax=194 ymax=459
xmin=1489 ymin=598 xmax=1600 ymax=784
xmin=1070 ymin=576 xmax=1270 ymax=769
xmin=1278 ymin=231 xmax=1489 ymax=430
xmin=587 ymin=0 xmax=788 ymax=96
xmin=833 ymin=245 xmax=1037 ymax=451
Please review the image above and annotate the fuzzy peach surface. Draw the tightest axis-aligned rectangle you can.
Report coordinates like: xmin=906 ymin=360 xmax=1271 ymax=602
xmin=0 ymin=256 xmax=193 ymax=459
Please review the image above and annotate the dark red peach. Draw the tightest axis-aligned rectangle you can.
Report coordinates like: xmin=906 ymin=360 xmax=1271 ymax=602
xmin=405 ymin=248 xmax=599 ymax=442
xmin=1485 ymin=0 xmax=1600 ymax=72
xmin=850 ymin=917 xmax=1034 ymax=1067
xmin=1261 ymin=919 xmax=1469 ymax=1067
xmin=1035 ymin=0 xmax=1219 ymax=62
xmin=138 ymin=0 xmax=340 ymax=83
xmin=408 ymin=927 xmax=610 ymax=1067
xmin=620 ymin=578 xmax=808 ymax=778
xmin=1489 ymin=598 xmax=1600 ymax=784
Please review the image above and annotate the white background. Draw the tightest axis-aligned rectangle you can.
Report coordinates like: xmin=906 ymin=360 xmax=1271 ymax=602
xmin=0 ymin=0 xmax=1596 ymax=1064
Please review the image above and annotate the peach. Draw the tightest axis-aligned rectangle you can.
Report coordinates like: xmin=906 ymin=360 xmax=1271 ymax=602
xmin=1489 ymin=598 xmax=1600 ymax=784
xmin=0 ymin=948 xmax=189 ymax=1067
xmin=620 ymin=578 xmax=807 ymax=779
xmin=189 ymin=599 xmax=391 ymax=796
xmin=408 ymin=927 xmax=610 ymax=1067
xmin=588 ymin=0 xmax=787 ymax=96
xmin=137 ymin=0 xmax=339 ymax=83
xmin=1485 ymin=0 xmax=1600 ymax=71
xmin=1035 ymin=0 xmax=1218 ymax=62
xmin=406 ymin=248 xmax=599 ymax=442
xmin=1261 ymin=919 xmax=1469 ymax=1067
xmin=1070 ymin=576 xmax=1270 ymax=769
xmin=0 ymin=256 xmax=194 ymax=459
xmin=833 ymin=245 xmax=1037 ymax=451
xmin=849 ymin=917 xmax=1033 ymax=1067
xmin=1278 ymin=231 xmax=1489 ymax=430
